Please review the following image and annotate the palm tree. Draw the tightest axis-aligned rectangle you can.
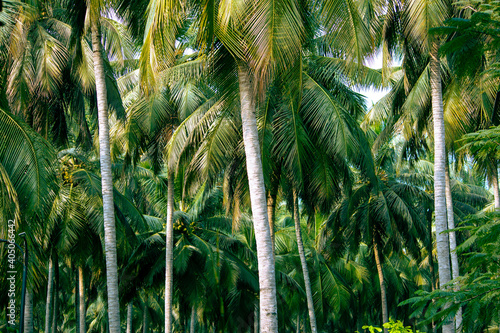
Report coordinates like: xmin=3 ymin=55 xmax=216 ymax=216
xmin=329 ymin=139 xmax=431 ymax=331
xmin=0 ymin=7 xmax=59 ymax=227
xmin=62 ymin=2 xmax=135 ymax=330
xmin=366 ymin=1 xmax=479 ymax=329
xmin=117 ymin=180 xmax=261 ymax=331
xmin=271 ymin=53 xmax=379 ymax=331
xmin=439 ymin=9 xmax=500 ymax=211
xmin=142 ymin=1 xmax=374 ymax=330
xmin=0 ymin=0 xmax=105 ymax=151
xmin=459 ymin=127 xmax=500 ymax=209
xmin=0 ymin=105 xmax=58 ymax=333
xmin=429 ymin=39 xmax=456 ymax=333
xmin=51 ymin=141 xmax=152 ymax=332
xmin=1 ymin=1 xmax=136 ymax=330
xmin=236 ymin=60 xmax=279 ymax=332
xmin=292 ymin=189 xmax=318 ymax=332
xmin=89 ymin=13 xmax=122 ymax=333
xmin=78 ymin=265 xmax=86 ymax=333
xmin=166 ymin=49 xmax=380 ymax=331
xmin=116 ymin=51 xmax=210 ymax=332
xmin=44 ymin=255 xmax=55 ymax=333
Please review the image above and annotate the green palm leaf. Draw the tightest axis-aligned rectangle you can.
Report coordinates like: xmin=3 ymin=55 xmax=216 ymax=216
xmin=0 ymin=106 xmax=57 ymax=217
xmin=320 ymin=0 xmax=373 ymax=62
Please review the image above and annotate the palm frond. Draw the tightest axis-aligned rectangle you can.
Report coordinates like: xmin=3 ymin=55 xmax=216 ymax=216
xmin=320 ymin=0 xmax=373 ymax=62
xmin=404 ymin=0 xmax=450 ymax=50
xmin=245 ymin=0 xmax=306 ymax=86
xmin=301 ymin=73 xmax=377 ymax=183
xmin=138 ymin=0 xmax=181 ymax=91
xmin=0 ymin=106 xmax=57 ymax=217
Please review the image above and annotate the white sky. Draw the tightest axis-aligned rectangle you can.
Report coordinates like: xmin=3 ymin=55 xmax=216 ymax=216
xmin=355 ymin=52 xmax=391 ymax=108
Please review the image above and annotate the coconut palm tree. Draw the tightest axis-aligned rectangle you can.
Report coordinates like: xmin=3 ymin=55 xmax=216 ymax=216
xmin=164 ymin=47 xmax=382 ymax=331
xmin=141 ymin=1 xmax=374 ymax=330
xmin=328 ymin=137 xmax=431 ymax=331
xmin=0 ymin=105 xmax=57 ymax=231
xmin=115 ymin=46 xmax=213 ymax=332
xmin=61 ymin=2 xmax=136 ymax=330
xmin=458 ymin=127 xmax=500 ymax=209
xmin=365 ymin=3 xmax=492 ymax=329
xmin=90 ymin=13 xmax=121 ymax=333
xmin=117 ymin=179 xmax=261 ymax=331
xmin=270 ymin=51 xmax=381 ymax=331
xmin=0 ymin=0 xmax=136 ymax=330
xmin=0 ymin=103 xmax=59 ymax=332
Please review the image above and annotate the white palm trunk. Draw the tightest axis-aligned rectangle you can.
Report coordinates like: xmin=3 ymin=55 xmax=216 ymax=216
xmin=126 ymin=303 xmax=133 ymax=333
xmin=491 ymin=164 xmax=500 ymax=333
xmin=91 ymin=19 xmax=121 ymax=333
xmin=24 ymin=290 xmax=33 ymax=333
xmin=293 ymin=189 xmax=317 ymax=333
xmin=254 ymin=307 xmax=259 ymax=333
xmin=426 ymin=225 xmax=437 ymax=333
xmin=445 ymin=167 xmax=462 ymax=331
xmin=45 ymin=257 xmax=53 ymax=333
xmin=165 ymin=173 xmax=175 ymax=332
xmin=373 ymin=240 xmax=388 ymax=333
xmin=143 ymin=306 xmax=149 ymax=333
xmin=237 ymin=61 xmax=278 ymax=333
xmin=79 ymin=266 xmax=86 ymax=333
xmin=51 ymin=254 xmax=59 ymax=333
xmin=267 ymin=193 xmax=276 ymax=248
xmin=491 ymin=163 xmax=500 ymax=209
xmin=430 ymin=40 xmax=454 ymax=333
xmin=51 ymin=283 xmax=58 ymax=332
xmin=189 ymin=305 xmax=196 ymax=333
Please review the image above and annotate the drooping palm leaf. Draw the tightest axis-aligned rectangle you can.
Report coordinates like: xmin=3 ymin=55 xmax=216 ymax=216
xmin=0 ymin=106 xmax=57 ymax=218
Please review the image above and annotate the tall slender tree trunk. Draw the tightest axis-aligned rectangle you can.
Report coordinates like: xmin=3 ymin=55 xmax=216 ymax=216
xmin=91 ymin=18 xmax=121 ymax=333
xmin=254 ymin=307 xmax=259 ymax=333
xmin=237 ymin=61 xmax=278 ymax=333
xmin=373 ymin=240 xmax=388 ymax=333
xmin=76 ymin=268 xmax=80 ymax=333
xmin=190 ymin=305 xmax=196 ymax=333
xmin=491 ymin=161 xmax=500 ymax=209
xmin=430 ymin=40 xmax=454 ymax=333
xmin=143 ymin=305 xmax=149 ymax=333
xmin=293 ymin=189 xmax=317 ymax=333
xmin=45 ymin=256 xmax=54 ymax=333
xmin=51 ymin=254 xmax=59 ymax=333
xmin=79 ymin=266 xmax=86 ymax=333
xmin=445 ymin=166 xmax=462 ymax=331
xmin=24 ymin=290 xmax=33 ymax=333
xmin=491 ymin=163 xmax=500 ymax=333
xmin=445 ymin=167 xmax=459 ymax=282
xmin=267 ymin=192 xmax=276 ymax=249
xmin=126 ymin=303 xmax=133 ymax=333
xmin=427 ymin=222 xmax=437 ymax=333
xmin=165 ymin=172 xmax=175 ymax=332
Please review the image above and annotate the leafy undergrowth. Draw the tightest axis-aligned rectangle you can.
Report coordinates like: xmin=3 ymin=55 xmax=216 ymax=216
xmin=357 ymin=319 xmax=422 ymax=333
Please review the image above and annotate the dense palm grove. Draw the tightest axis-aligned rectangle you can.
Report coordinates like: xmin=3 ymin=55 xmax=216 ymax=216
xmin=1 ymin=0 xmax=500 ymax=332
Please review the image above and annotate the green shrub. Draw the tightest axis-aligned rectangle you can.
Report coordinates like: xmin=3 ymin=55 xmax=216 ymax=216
xmin=357 ymin=319 xmax=421 ymax=333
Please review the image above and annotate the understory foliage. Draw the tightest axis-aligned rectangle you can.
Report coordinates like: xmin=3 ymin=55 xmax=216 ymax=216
xmin=359 ymin=318 xmax=422 ymax=333
xmin=404 ymin=212 xmax=500 ymax=332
